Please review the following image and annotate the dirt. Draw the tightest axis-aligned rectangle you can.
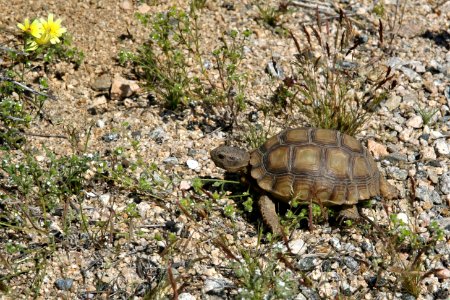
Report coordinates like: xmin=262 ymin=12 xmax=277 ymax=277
xmin=1 ymin=0 xmax=449 ymax=299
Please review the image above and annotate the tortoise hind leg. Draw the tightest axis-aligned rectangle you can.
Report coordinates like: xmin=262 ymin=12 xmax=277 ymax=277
xmin=336 ymin=205 xmax=360 ymax=223
xmin=258 ymin=195 xmax=284 ymax=238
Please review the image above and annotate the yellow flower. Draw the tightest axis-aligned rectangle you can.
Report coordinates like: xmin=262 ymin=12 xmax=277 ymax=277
xmin=17 ymin=18 xmax=43 ymax=38
xmin=40 ymin=13 xmax=66 ymax=44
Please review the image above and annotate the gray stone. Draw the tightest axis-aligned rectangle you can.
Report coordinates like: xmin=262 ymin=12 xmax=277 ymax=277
xmin=401 ymin=293 xmax=417 ymax=300
xmin=440 ymin=172 xmax=450 ymax=194
xmin=178 ymin=293 xmax=196 ymax=300
xmin=96 ymin=119 xmax=106 ymax=128
xmin=387 ymin=166 xmax=408 ymax=180
xmin=415 ymin=185 xmax=440 ymax=204
xmin=434 ymin=139 xmax=450 ymax=156
xmin=203 ymin=277 xmax=234 ymax=294
xmin=299 ymin=287 xmax=320 ymax=300
xmin=163 ymin=157 xmax=179 ymax=165
xmin=431 ymin=190 xmax=442 ymax=205
xmin=384 ymin=95 xmax=401 ymax=111
xmin=400 ymin=67 xmax=421 ymax=81
xmin=298 ymin=257 xmax=319 ymax=271
xmin=342 ymin=256 xmax=359 ymax=271
xmin=445 ymin=86 xmax=450 ymax=105
xmin=295 ymin=293 xmax=308 ymax=300
xmin=102 ymin=133 xmax=119 ymax=142
xmin=149 ymin=127 xmax=167 ymax=143
xmin=91 ymin=74 xmax=111 ymax=91
xmin=288 ymin=239 xmax=307 ymax=255
xmin=54 ymin=278 xmax=74 ymax=291
xmin=421 ymin=146 xmax=437 ymax=160
xmin=186 ymin=159 xmax=199 ymax=170
xmin=329 ymin=237 xmax=341 ymax=250
xmin=406 ymin=115 xmax=423 ymax=128
xmin=361 ymin=241 xmax=373 ymax=253
xmin=385 ymin=152 xmax=408 ymax=162
xmin=387 ymin=57 xmax=405 ymax=69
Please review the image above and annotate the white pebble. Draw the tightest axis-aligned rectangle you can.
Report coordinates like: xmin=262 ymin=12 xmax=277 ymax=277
xmin=186 ymin=159 xmax=199 ymax=170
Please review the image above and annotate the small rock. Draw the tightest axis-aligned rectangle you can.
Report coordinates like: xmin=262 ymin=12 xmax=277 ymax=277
xmin=179 ymin=180 xmax=192 ymax=191
xmin=137 ymin=202 xmax=151 ymax=218
xmin=321 ymin=260 xmax=332 ymax=272
xmin=299 ymin=287 xmax=320 ymax=300
xmin=137 ymin=3 xmax=151 ymax=14
xmin=329 ymin=237 xmax=341 ymax=250
xmin=294 ymin=293 xmax=307 ymax=300
xmin=186 ymin=159 xmax=199 ymax=170
xmin=434 ymin=139 xmax=450 ymax=156
xmin=387 ymin=57 xmax=404 ymax=69
xmin=91 ymin=95 xmax=108 ymax=108
xmin=288 ymin=239 xmax=307 ymax=255
xmin=399 ymin=127 xmax=414 ymax=142
xmin=367 ymin=139 xmax=388 ymax=159
xmin=248 ymin=111 xmax=258 ymax=122
xmin=165 ymin=221 xmax=184 ymax=235
xmin=437 ymin=217 xmax=450 ymax=232
xmin=445 ymin=86 xmax=450 ymax=104
xmin=420 ymin=146 xmax=437 ymax=160
xmin=99 ymin=194 xmax=111 ymax=206
xmin=111 ymin=75 xmax=140 ymax=100
xmin=203 ymin=277 xmax=233 ymax=294
xmin=430 ymin=130 xmax=444 ymax=139
xmin=266 ymin=58 xmax=284 ymax=79
xmin=54 ymin=278 xmax=74 ymax=291
xmin=400 ymin=66 xmax=421 ymax=81
xmin=435 ymin=268 xmax=450 ymax=279
xmin=342 ymin=256 xmax=359 ymax=271
xmin=91 ymin=74 xmax=111 ymax=91
xmin=96 ymin=119 xmax=106 ymax=128
xmin=163 ymin=157 xmax=178 ymax=165
xmin=149 ymin=127 xmax=167 ymax=144
xmin=415 ymin=185 xmax=441 ymax=204
xmin=102 ymin=133 xmax=119 ymax=142
xmin=384 ymin=95 xmax=401 ymax=111
xmin=385 ymin=152 xmax=408 ymax=162
xmin=430 ymin=190 xmax=442 ymax=204
xmin=406 ymin=115 xmax=423 ymax=128
xmin=131 ymin=131 xmax=141 ymax=139
xmin=121 ymin=1 xmax=132 ymax=10
xmin=439 ymin=172 xmax=450 ymax=194
xmin=298 ymin=257 xmax=318 ymax=271
xmin=401 ymin=293 xmax=417 ymax=300
xmin=361 ymin=241 xmax=373 ymax=253
xmin=387 ymin=166 xmax=408 ymax=180
xmin=396 ymin=212 xmax=409 ymax=224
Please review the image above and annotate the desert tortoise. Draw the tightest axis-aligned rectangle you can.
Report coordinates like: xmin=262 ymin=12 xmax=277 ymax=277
xmin=211 ymin=127 xmax=398 ymax=235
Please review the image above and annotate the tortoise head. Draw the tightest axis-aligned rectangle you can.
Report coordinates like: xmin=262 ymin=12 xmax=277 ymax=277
xmin=211 ymin=146 xmax=250 ymax=173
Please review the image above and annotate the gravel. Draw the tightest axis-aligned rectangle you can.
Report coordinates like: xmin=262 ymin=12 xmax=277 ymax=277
xmin=0 ymin=0 xmax=448 ymax=299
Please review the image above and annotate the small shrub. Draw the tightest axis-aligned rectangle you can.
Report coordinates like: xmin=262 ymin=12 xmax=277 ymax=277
xmin=267 ymin=11 xmax=396 ymax=135
xmin=123 ymin=4 xmax=251 ymax=125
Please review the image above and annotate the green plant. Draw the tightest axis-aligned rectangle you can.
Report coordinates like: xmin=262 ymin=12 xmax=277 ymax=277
xmin=0 ymin=13 xmax=83 ymax=149
xmin=228 ymin=237 xmax=298 ymax=299
xmin=417 ymin=107 xmax=438 ymax=126
xmin=122 ymin=4 xmax=251 ymax=125
xmin=267 ymin=11 xmax=395 ymax=135
xmin=255 ymin=1 xmax=290 ymax=30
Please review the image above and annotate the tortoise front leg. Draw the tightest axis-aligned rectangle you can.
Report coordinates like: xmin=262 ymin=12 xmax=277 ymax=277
xmin=258 ymin=195 xmax=285 ymax=239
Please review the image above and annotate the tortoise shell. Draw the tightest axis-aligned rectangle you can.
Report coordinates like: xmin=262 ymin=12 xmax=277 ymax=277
xmin=249 ymin=128 xmax=380 ymax=205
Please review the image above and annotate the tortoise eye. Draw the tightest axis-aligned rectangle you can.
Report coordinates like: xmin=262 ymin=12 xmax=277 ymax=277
xmin=218 ymin=154 xmax=225 ymax=159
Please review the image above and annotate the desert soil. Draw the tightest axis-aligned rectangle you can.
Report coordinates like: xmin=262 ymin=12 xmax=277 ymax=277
xmin=0 ymin=0 xmax=450 ymax=299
